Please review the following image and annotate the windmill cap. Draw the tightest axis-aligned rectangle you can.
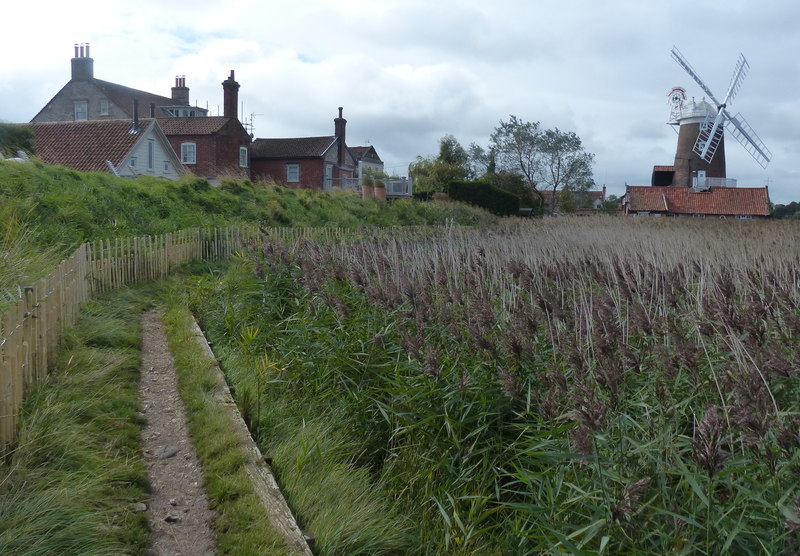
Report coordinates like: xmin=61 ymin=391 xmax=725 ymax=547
xmin=679 ymin=98 xmax=716 ymax=123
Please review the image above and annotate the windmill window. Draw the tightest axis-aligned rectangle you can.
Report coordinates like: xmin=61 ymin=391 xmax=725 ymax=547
xmin=181 ymin=142 xmax=196 ymax=164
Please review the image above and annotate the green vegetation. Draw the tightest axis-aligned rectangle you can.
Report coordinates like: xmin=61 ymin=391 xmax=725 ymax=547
xmin=162 ymin=279 xmax=293 ymax=554
xmin=0 ymin=159 xmax=495 ymax=254
xmin=0 ymin=158 xmax=495 ymax=307
xmin=0 ymin=123 xmax=34 ymax=157
xmin=190 ymin=217 xmax=800 ymax=554
xmin=447 ymin=179 xmax=520 ymax=216
xmin=0 ymin=287 xmax=153 ymax=555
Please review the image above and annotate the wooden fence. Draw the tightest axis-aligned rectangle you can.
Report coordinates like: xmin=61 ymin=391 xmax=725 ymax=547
xmin=0 ymin=224 xmax=426 ymax=454
xmin=0 ymin=226 xmax=263 ymax=454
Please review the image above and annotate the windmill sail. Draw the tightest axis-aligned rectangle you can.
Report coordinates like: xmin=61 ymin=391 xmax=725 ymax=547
xmin=726 ymin=113 xmax=772 ymax=169
xmin=695 ymin=112 xmax=725 ymax=161
xmin=671 ymin=46 xmax=771 ymax=169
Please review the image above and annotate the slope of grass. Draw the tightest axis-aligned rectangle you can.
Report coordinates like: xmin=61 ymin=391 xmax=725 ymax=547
xmin=0 ymin=158 xmax=495 ymax=252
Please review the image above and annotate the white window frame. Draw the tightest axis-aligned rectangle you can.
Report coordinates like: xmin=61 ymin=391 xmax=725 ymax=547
xmin=99 ymin=98 xmax=109 ymax=116
xmin=287 ymin=163 xmax=299 ymax=183
xmin=239 ymin=146 xmax=248 ymax=168
xmin=325 ymin=163 xmax=333 ymax=190
xmin=181 ymin=142 xmax=196 ymax=164
xmin=74 ymin=100 xmax=88 ymax=121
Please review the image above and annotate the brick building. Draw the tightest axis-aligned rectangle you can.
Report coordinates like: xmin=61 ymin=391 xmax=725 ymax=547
xmin=30 ymin=44 xmax=250 ymax=181
xmin=250 ymin=108 xmax=355 ymax=190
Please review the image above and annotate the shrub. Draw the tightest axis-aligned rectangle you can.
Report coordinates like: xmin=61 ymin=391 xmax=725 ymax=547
xmin=447 ymin=179 xmax=520 ymax=216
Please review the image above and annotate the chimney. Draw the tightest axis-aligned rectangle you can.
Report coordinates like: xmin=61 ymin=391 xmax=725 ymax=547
xmin=334 ymin=107 xmax=347 ymax=166
xmin=222 ymin=70 xmax=240 ymax=120
xmin=70 ymin=42 xmax=94 ymax=81
xmin=131 ymin=99 xmax=140 ymax=133
xmin=171 ymin=75 xmax=190 ymax=105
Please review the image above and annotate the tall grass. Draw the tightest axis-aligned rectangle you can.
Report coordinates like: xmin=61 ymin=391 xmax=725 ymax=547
xmin=0 ymin=287 xmax=153 ymax=555
xmin=192 ymin=217 xmax=800 ymax=553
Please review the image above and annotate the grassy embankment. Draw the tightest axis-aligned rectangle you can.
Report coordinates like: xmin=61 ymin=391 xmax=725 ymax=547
xmin=190 ymin=217 xmax=800 ymax=554
xmin=0 ymin=158 xmax=495 ymax=305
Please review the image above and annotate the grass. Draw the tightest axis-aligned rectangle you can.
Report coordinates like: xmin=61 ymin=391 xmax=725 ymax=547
xmin=185 ymin=262 xmax=416 ymax=554
xmin=0 ymin=286 xmax=154 ymax=555
xmin=188 ymin=217 xmax=800 ymax=554
xmin=0 ymin=158 xmax=495 ymax=259
xmin=161 ymin=276 xmax=297 ymax=555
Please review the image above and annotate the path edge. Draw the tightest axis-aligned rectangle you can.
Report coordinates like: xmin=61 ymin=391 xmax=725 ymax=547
xmin=186 ymin=318 xmax=314 ymax=556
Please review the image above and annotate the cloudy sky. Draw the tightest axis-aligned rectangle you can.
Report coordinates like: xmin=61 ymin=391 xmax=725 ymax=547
xmin=2 ymin=1 xmax=798 ymax=202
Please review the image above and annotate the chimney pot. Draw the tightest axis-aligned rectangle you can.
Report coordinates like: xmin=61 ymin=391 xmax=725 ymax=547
xmin=85 ymin=43 xmax=90 ymax=58
xmin=222 ymin=70 xmax=240 ymax=120
xmin=79 ymin=44 xmax=84 ymax=58
xmin=132 ymin=99 xmax=140 ymax=133
xmin=74 ymin=44 xmax=79 ymax=58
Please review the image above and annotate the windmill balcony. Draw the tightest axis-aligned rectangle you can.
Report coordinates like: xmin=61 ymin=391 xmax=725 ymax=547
xmin=692 ymin=176 xmax=737 ymax=189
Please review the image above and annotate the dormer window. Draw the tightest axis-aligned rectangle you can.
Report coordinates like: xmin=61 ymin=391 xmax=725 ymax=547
xmin=99 ymin=99 xmax=109 ymax=116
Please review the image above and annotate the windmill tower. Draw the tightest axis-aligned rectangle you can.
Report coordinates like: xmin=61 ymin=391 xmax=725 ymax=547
xmin=669 ymin=46 xmax=771 ymax=188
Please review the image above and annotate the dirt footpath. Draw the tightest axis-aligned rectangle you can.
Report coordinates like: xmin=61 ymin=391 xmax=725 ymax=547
xmin=139 ymin=309 xmax=216 ymax=556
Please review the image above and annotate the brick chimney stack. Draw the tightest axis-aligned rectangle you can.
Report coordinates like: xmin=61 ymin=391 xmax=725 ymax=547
xmin=222 ymin=70 xmax=240 ymax=120
xmin=171 ymin=76 xmax=190 ymax=105
xmin=334 ymin=107 xmax=347 ymax=166
xmin=71 ymin=42 xmax=94 ymax=81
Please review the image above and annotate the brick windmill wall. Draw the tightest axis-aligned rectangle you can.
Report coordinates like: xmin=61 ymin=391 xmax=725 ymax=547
xmin=672 ymin=98 xmax=726 ymax=187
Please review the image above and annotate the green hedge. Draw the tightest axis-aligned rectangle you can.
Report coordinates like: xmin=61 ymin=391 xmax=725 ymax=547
xmin=447 ymin=180 xmax=520 ymax=216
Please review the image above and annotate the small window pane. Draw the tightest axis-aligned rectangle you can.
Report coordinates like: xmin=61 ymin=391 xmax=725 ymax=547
xmin=181 ymin=142 xmax=196 ymax=164
xmin=287 ymin=164 xmax=299 ymax=182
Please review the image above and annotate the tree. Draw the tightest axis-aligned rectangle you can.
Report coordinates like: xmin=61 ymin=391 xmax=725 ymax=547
xmin=537 ymin=128 xmax=595 ymax=211
xmin=438 ymin=134 xmax=470 ymax=171
xmin=481 ymin=118 xmax=596 ymax=214
xmin=600 ymin=194 xmax=621 ymax=214
xmin=489 ymin=116 xmax=542 ymax=193
xmin=408 ymin=135 xmax=470 ymax=193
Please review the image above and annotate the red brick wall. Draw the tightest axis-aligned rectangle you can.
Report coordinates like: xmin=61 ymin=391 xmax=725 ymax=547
xmin=251 ymin=158 xmax=325 ymax=189
xmin=166 ymin=128 xmax=251 ymax=180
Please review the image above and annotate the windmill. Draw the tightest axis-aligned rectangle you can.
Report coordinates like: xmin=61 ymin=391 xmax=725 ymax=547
xmin=669 ymin=46 xmax=771 ymax=187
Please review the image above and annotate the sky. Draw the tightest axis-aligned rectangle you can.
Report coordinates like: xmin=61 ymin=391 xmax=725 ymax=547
xmin=2 ymin=0 xmax=799 ymax=202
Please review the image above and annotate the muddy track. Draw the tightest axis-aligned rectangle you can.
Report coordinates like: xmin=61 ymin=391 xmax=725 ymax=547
xmin=139 ymin=309 xmax=216 ymax=556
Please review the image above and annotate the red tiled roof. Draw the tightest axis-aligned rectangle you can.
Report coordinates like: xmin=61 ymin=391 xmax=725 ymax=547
xmin=26 ymin=119 xmax=155 ymax=172
xmin=250 ymin=136 xmax=336 ymax=159
xmin=625 ymin=186 xmax=770 ymax=216
xmin=156 ymin=117 xmax=233 ymax=135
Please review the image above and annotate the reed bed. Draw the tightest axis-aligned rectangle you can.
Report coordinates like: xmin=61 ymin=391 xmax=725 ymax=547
xmin=196 ymin=216 xmax=800 ymax=554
